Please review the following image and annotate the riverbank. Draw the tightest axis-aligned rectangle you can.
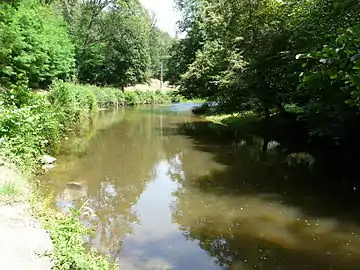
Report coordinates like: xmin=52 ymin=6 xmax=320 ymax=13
xmin=203 ymin=110 xmax=360 ymax=203
xmin=0 ymin=162 xmax=53 ymax=270
xmin=205 ymin=113 xmax=259 ymax=128
xmin=0 ymin=82 xmax=181 ymax=269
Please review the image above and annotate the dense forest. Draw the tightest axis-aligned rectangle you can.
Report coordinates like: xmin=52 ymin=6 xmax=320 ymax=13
xmin=2 ymin=0 xmax=359 ymax=143
xmin=0 ymin=0 xmax=173 ymax=90
xmin=0 ymin=0 xmax=177 ymax=166
xmin=167 ymin=0 xmax=360 ymax=141
xmin=0 ymin=1 xmax=176 ymax=268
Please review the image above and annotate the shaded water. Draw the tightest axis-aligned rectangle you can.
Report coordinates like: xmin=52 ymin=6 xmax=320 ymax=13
xmin=41 ymin=104 xmax=360 ymax=270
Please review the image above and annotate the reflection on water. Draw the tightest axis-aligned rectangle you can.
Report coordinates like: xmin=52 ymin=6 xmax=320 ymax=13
xmin=40 ymin=104 xmax=360 ymax=269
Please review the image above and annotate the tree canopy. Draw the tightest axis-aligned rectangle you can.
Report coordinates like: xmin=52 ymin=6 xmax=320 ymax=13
xmin=0 ymin=0 xmax=175 ymax=89
xmin=168 ymin=0 xmax=360 ymax=139
xmin=1 ymin=0 xmax=360 ymax=140
xmin=0 ymin=0 xmax=75 ymax=89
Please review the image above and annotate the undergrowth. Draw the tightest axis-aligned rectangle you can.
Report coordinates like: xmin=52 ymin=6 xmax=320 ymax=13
xmin=0 ymin=81 xmax=186 ymax=269
xmin=33 ymin=196 xmax=117 ymax=270
xmin=0 ymin=181 xmax=21 ymax=197
xmin=0 ymin=81 xmax=180 ymax=169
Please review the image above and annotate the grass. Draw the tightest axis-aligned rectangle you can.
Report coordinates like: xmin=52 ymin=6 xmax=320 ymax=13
xmin=0 ymin=182 xmax=20 ymax=197
xmin=0 ymin=82 xmax=134 ymax=269
xmin=31 ymin=194 xmax=118 ymax=270
xmin=205 ymin=114 xmax=236 ymax=124
xmin=0 ymin=180 xmax=23 ymax=204
xmin=205 ymin=112 xmax=260 ymax=129
xmin=0 ymin=161 xmax=25 ymax=202
xmin=0 ymin=81 xmax=193 ymax=269
xmin=179 ymin=97 xmax=206 ymax=103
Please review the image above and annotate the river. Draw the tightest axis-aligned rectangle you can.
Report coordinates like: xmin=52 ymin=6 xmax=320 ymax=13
xmin=40 ymin=104 xmax=360 ymax=270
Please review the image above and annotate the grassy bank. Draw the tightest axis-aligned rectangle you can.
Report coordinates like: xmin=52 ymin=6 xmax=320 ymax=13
xmin=205 ymin=113 xmax=260 ymax=130
xmin=0 ymin=81 xmax=180 ymax=269
xmin=32 ymin=194 xmax=117 ymax=270
xmin=197 ymin=102 xmax=302 ymax=135
xmin=0 ymin=81 xmax=181 ymax=167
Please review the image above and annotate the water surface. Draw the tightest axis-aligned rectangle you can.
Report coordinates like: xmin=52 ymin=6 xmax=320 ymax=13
xmin=41 ymin=104 xmax=360 ymax=269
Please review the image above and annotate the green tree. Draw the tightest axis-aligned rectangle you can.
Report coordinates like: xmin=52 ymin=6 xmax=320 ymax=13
xmin=0 ymin=0 xmax=75 ymax=89
xmin=148 ymin=26 xmax=173 ymax=79
xmin=59 ymin=0 xmax=153 ymax=88
xmin=165 ymin=0 xmax=205 ymax=85
xmin=297 ymin=24 xmax=360 ymax=138
xmin=172 ymin=0 xmax=360 ymax=139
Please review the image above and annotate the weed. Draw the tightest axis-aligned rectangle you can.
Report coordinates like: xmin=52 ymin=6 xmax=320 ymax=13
xmin=35 ymin=199 xmax=118 ymax=270
xmin=0 ymin=81 xmax=185 ymax=269
xmin=0 ymin=182 xmax=20 ymax=197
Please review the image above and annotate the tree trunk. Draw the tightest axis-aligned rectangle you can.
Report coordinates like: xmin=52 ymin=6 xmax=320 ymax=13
xmin=277 ymin=103 xmax=287 ymax=116
xmin=261 ymin=137 xmax=269 ymax=161
xmin=264 ymin=107 xmax=270 ymax=123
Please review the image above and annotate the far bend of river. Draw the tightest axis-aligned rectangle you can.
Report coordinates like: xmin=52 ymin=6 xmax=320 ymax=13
xmin=40 ymin=104 xmax=360 ymax=270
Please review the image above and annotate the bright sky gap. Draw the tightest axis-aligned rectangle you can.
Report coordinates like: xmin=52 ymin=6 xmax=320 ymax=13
xmin=140 ymin=0 xmax=181 ymax=37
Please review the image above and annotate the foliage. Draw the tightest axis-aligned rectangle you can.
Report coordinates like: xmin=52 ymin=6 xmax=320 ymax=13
xmin=0 ymin=0 xmax=176 ymax=92
xmin=50 ymin=81 xmax=177 ymax=107
xmin=0 ymin=181 xmax=21 ymax=197
xmin=0 ymin=0 xmax=75 ymax=89
xmin=164 ymin=0 xmax=205 ymax=85
xmin=165 ymin=18 xmax=205 ymax=85
xmin=170 ymin=0 xmax=360 ymax=140
xmin=0 ymin=93 xmax=61 ymax=165
xmin=40 ymin=202 xmax=117 ymax=270
xmin=149 ymin=27 xmax=174 ymax=79
xmin=297 ymin=24 xmax=360 ymax=137
xmin=48 ymin=81 xmax=98 ymax=131
xmin=58 ymin=0 xmax=172 ymax=87
xmin=181 ymin=39 xmax=246 ymax=110
xmin=0 ymin=0 xmax=175 ymax=90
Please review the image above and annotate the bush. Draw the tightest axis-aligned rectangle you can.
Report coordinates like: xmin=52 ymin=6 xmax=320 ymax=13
xmin=0 ymin=82 xmax=179 ymax=269
xmin=0 ymin=82 xmax=177 ymax=165
xmin=48 ymin=81 xmax=99 ymax=132
xmin=0 ymin=94 xmax=61 ymax=166
xmin=0 ymin=0 xmax=75 ymax=89
xmin=40 ymin=204 xmax=117 ymax=270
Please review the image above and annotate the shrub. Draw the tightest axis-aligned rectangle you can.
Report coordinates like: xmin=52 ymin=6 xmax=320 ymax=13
xmin=0 ymin=95 xmax=61 ymax=165
xmin=0 ymin=0 xmax=75 ymax=89
xmin=0 ymin=81 xmax=182 ymax=269
xmin=41 ymin=205 xmax=117 ymax=270
xmin=0 ymin=81 xmax=178 ymax=165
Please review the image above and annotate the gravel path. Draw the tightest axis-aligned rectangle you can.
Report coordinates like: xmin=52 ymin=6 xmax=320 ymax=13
xmin=0 ymin=164 xmax=53 ymax=270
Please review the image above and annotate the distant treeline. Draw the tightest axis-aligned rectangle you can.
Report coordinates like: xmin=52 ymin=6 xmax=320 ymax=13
xmin=0 ymin=0 xmax=174 ymax=90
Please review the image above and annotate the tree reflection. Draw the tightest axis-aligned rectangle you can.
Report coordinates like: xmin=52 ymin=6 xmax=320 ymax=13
xmin=163 ymin=121 xmax=360 ymax=269
xmin=41 ymin=109 xmax=166 ymax=256
xmin=40 ymin=107 xmax=360 ymax=269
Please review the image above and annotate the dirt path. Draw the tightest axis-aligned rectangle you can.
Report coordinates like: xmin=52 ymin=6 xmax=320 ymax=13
xmin=125 ymin=79 xmax=176 ymax=91
xmin=0 ymin=164 xmax=53 ymax=270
